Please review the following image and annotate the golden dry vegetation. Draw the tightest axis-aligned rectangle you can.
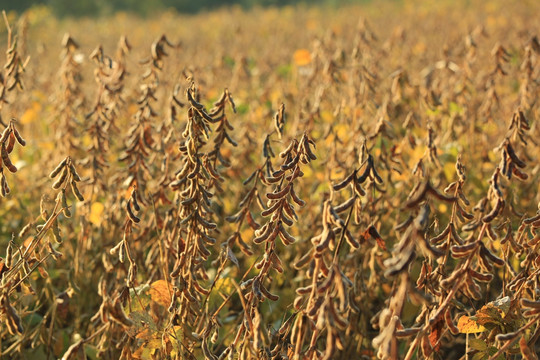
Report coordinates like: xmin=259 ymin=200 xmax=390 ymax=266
xmin=0 ymin=1 xmax=540 ymax=359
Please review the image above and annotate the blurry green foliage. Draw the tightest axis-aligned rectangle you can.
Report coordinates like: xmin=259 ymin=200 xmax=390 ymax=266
xmin=0 ymin=0 xmax=380 ymax=17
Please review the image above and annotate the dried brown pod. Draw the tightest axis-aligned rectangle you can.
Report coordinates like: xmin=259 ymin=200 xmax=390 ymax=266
xmin=109 ymin=298 xmax=134 ymax=328
xmin=333 ymin=171 xmax=355 ymax=191
xmin=5 ymin=241 xmax=13 ymax=268
xmin=384 ymin=247 xmax=416 ymax=277
xmin=47 ymin=241 xmax=63 ymax=260
xmin=18 ymin=222 xmax=32 ymax=239
xmin=126 ymin=201 xmax=140 ymax=223
xmin=274 ymin=103 xmax=286 ymax=138
xmin=1 ymin=144 xmax=16 ymax=172
xmin=0 ymin=127 xmax=10 ymax=143
xmin=444 ymin=308 xmax=460 ymax=335
xmin=504 ymin=141 xmax=525 ymax=168
xmin=59 ymin=190 xmax=71 ymax=218
xmin=518 ymin=335 xmax=537 ymax=360
xmin=52 ymin=167 xmax=68 ymax=189
xmin=259 ymin=283 xmax=279 ymax=301
xmin=278 ymin=223 xmax=297 ymax=245
xmin=1 ymin=292 xmax=23 ymax=335
xmin=430 ymin=223 xmax=451 ymax=244
xmin=520 ymin=298 xmax=540 ymax=310
xmin=51 ymin=219 xmax=62 ymax=243
xmin=367 ymin=225 xmax=385 ymax=249
xmin=50 ymin=158 xmax=68 ymax=178
xmin=523 ymin=212 xmax=540 ymax=225
xmin=405 ymin=181 xmax=429 ymax=209
xmin=69 ymin=162 xmax=82 ymax=182
xmin=294 ymin=250 xmax=313 ymax=270
xmin=450 ymin=241 xmax=478 ymax=256
xmin=396 ymin=327 xmax=421 ymax=338
xmin=6 ymin=132 xmax=15 ymax=153
xmin=70 ymin=181 xmax=84 ymax=202
xmin=468 ymin=269 xmax=493 ymax=283
xmin=482 ymin=198 xmax=505 ymax=223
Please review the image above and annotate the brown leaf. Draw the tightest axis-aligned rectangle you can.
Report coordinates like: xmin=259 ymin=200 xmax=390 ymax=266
xmin=428 ymin=318 xmax=443 ymax=351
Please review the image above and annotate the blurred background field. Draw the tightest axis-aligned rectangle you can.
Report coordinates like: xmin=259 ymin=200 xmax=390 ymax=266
xmin=0 ymin=0 xmax=539 ymax=359
xmin=2 ymin=0 xmax=398 ymax=17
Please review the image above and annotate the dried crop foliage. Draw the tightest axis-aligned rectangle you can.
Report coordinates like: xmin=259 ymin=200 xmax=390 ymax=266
xmin=1 ymin=1 xmax=540 ymax=359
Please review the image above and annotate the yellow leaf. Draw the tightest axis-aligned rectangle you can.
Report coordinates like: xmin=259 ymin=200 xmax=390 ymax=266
xmin=85 ymin=134 xmax=98 ymax=150
xmin=40 ymin=141 xmax=56 ymax=151
xmin=240 ymin=227 xmax=254 ymax=245
xmin=20 ymin=102 xmax=41 ymax=124
xmin=89 ymin=202 xmax=104 ymax=226
xmin=214 ymin=277 xmax=234 ymax=296
xmin=149 ymin=280 xmax=172 ymax=307
xmin=443 ymin=161 xmax=456 ymax=181
xmin=208 ymin=277 xmax=235 ymax=309
xmin=438 ymin=203 xmax=448 ymax=214
xmin=320 ymin=110 xmax=333 ymax=123
xmin=168 ymin=326 xmax=184 ymax=358
xmin=333 ymin=123 xmax=350 ymax=142
xmin=407 ymin=145 xmax=427 ymax=170
xmin=293 ymin=49 xmax=312 ymax=66
xmin=133 ymin=338 xmax=161 ymax=360
xmin=270 ymin=89 xmax=282 ymax=104
xmin=168 ymin=325 xmax=183 ymax=343
xmin=457 ymin=315 xmax=486 ymax=333
xmin=126 ymin=286 xmax=151 ymax=314
xmin=413 ymin=42 xmax=426 ymax=56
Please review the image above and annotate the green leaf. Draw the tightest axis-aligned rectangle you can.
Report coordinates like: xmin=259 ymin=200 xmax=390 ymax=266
xmin=168 ymin=325 xmax=185 ymax=358
xmin=236 ymin=103 xmax=249 ymax=115
xmin=277 ymin=64 xmax=292 ymax=78
xmin=449 ymin=101 xmax=464 ymax=116
xmin=22 ymin=345 xmax=48 ymax=360
xmin=125 ymin=284 xmax=151 ymax=314
xmin=24 ymin=312 xmax=43 ymax=327
xmin=223 ymin=55 xmax=235 ymax=67
xmin=476 ymin=296 xmax=511 ymax=327
xmin=468 ymin=338 xmax=487 ymax=351
xmin=129 ymin=310 xmax=158 ymax=333
xmin=487 ymin=346 xmax=505 ymax=360
xmin=84 ymin=344 xmax=99 ymax=360
xmin=471 ymin=352 xmax=487 ymax=360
